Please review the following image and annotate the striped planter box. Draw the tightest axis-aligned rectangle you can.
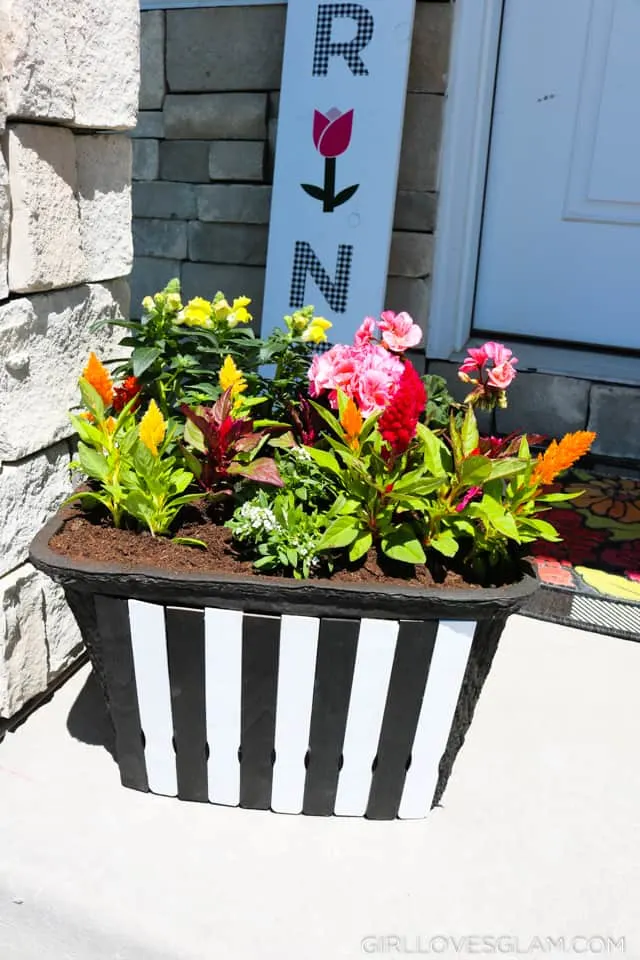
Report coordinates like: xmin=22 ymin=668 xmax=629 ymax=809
xmin=30 ymin=515 xmax=538 ymax=820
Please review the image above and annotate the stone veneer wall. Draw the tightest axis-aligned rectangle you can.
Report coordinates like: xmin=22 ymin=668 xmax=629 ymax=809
xmin=0 ymin=0 xmax=139 ymax=719
xmin=130 ymin=1 xmax=452 ymax=333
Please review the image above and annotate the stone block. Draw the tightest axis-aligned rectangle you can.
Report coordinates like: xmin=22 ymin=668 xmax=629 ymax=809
xmin=76 ymin=134 xmax=133 ymax=283
xmin=197 ymin=184 xmax=272 ymax=224
xmin=131 ymin=112 xmax=165 ymax=140
xmin=394 ymin=190 xmax=437 ymax=232
xmin=164 ymin=94 xmax=267 ymax=141
xmin=0 ymin=280 xmax=129 ymax=460
xmin=269 ymin=93 xmax=280 ymax=120
xmin=495 ymin=371 xmax=590 ymax=438
xmin=132 ymin=138 xmax=160 ymax=182
xmin=5 ymin=0 xmax=138 ymax=129
xmin=159 ymin=141 xmax=210 ymax=183
xmin=389 ymin=231 xmax=434 ymax=278
xmin=385 ymin=276 xmax=431 ymax=334
xmin=209 ymin=141 xmax=264 ymax=182
xmin=588 ymin=385 xmax=640 ymax=460
xmin=0 ymin=565 xmax=48 ymax=718
xmin=0 ymin=443 xmax=71 ymax=578
xmin=40 ymin=577 xmax=82 ymax=679
xmin=139 ymin=11 xmax=165 ymax=111
xmin=129 ymin=258 xmax=181 ymax=318
xmin=398 ymin=94 xmax=443 ymax=192
xmin=182 ymin=263 xmax=265 ymax=323
xmin=7 ymin=124 xmax=84 ymax=294
xmin=408 ymin=3 xmax=452 ymax=94
xmin=166 ymin=6 xmax=285 ymax=92
xmin=132 ymin=181 xmax=197 ymax=220
xmin=133 ymin=219 xmax=188 ymax=260
xmin=188 ymin=223 xmax=268 ymax=266
xmin=0 ymin=149 xmax=8 ymax=299
xmin=0 ymin=564 xmax=82 ymax=719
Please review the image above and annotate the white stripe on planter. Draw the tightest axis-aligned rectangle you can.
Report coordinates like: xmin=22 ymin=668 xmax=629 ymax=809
xmin=128 ymin=600 xmax=177 ymax=797
xmin=398 ymin=620 xmax=475 ymax=820
xmin=334 ymin=619 xmax=399 ymax=817
xmin=271 ymin=615 xmax=320 ymax=814
xmin=204 ymin=608 xmax=243 ymax=806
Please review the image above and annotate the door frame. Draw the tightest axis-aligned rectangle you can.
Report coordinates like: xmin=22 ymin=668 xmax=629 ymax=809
xmin=427 ymin=0 xmax=504 ymax=358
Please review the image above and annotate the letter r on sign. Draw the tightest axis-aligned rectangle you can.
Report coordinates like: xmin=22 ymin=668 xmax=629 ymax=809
xmin=313 ymin=3 xmax=375 ymax=77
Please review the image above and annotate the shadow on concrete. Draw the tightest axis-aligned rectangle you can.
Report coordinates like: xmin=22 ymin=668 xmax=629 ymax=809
xmin=67 ymin=669 xmax=117 ymax=761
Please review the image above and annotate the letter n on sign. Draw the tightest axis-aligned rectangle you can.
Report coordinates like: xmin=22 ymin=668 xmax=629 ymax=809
xmin=262 ymin=0 xmax=416 ymax=341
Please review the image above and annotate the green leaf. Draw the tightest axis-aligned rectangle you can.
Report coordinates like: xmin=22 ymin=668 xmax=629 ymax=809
xmin=77 ymin=442 xmax=110 ymax=482
xmin=308 ymin=401 xmax=344 ymax=439
xmin=449 ymin=410 xmax=463 ymax=469
xmin=123 ymin=490 xmax=155 ymax=526
xmin=69 ymin=412 xmax=105 ymax=447
xmin=170 ymin=469 xmax=195 ymax=495
xmin=305 ymin=445 xmax=342 ymax=476
xmin=78 ymin=378 xmax=105 ymax=421
xmin=381 ymin=525 xmax=426 ymax=565
xmin=416 ymin=423 xmax=447 ymax=475
xmin=349 ymin=530 xmax=373 ymax=562
xmin=518 ymin=434 xmax=531 ymax=459
xmin=488 ymin=458 xmax=528 ymax=480
xmin=536 ymin=491 xmax=582 ymax=503
xmin=133 ymin=439 xmax=156 ymax=479
xmin=519 ymin=517 xmax=562 ymax=541
xmin=430 ymin=532 xmax=459 ymax=558
xmin=172 ymin=537 xmax=207 ymax=549
xmin=460 ymin=455 xmax=493 ymax=485
xmin=183 ymin=416 xmax=206 ymax=453
xmin=317 ymin=516 xmax=360 ymax=551
xmin=470 ymin=495 xmax=520 ymax=540
xmin=461 ymin=405 xmax=480 ymax=457
xmin=132 ymin=346 xmax=162 ymax=378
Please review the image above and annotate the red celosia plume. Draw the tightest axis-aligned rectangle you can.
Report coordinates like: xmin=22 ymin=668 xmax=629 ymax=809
xmin=378 ymin=361 xmax=426 ymax=458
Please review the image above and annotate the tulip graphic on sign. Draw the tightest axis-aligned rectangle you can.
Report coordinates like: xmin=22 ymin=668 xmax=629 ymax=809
xmin=301 ymin=108 xmax=360 ymax=213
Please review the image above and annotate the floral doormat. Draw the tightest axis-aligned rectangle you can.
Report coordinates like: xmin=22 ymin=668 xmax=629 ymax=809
xmin=523 ymin=469 xmax=640 ymax=640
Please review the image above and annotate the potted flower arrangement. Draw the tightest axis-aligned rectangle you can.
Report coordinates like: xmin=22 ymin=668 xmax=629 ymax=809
xmin=30 ymin=281 xmax=595 ymax=820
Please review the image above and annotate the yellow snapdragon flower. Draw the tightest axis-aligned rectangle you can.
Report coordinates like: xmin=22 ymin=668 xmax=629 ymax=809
xmin=302 ymin=316 xmax=332 ymax=343
xmin=177 ymin=297 xmax=213 ymax=328
xmin=212 ymin=294 xmax=252 ymax=328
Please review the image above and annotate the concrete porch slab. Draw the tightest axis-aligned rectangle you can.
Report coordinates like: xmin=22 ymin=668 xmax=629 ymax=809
xmin=0 ymin=615 xmax=638 ymax=960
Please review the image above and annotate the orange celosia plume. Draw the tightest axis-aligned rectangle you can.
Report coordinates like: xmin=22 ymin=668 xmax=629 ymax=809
xmin=340 ymin=397 xmax=363 ymax=450
xmin=82 ymin=352 xmax=114 ymax=407
xmin=531 ymin=431 xmax=596 ymax=487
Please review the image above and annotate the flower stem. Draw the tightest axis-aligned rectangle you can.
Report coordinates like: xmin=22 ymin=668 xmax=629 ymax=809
xmin=323 ymin=157 xmax=336 ymax=213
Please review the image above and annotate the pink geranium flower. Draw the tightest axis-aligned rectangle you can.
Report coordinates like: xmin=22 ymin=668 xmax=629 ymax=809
xmin=484 ymin=341 xmax=516 ymax=366
xmin=354 ymin=316 xmax=377 ymax=346
xmin=458 ymin=340 xmax=518 ymax=410
xmin=459 ymin=346 xmax=489 ymax=375
xmin=378 ymin=311 xmax=422 ymax=352
xmin=487 ymin=360 xmax=517 ymax=390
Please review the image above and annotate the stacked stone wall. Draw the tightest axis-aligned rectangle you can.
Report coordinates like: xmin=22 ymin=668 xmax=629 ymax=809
xmin=0 ymin=0 xmax=139 ymax=718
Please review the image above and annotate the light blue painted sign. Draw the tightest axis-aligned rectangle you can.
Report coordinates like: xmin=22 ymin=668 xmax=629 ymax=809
xmin=262 ymin=0 xmax=416 ymax=340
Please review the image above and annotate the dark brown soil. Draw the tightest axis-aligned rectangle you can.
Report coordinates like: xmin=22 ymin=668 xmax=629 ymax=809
xmin=48 ymin=505 xmax=506 ymax=591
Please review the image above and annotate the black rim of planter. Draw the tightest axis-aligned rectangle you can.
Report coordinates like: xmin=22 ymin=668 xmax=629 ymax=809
xmin=30 ymin=512 xmax=539 ymax=621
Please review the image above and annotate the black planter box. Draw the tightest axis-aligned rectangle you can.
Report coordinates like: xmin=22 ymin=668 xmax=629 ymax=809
xmin=30 ymin=515 xmax=538 ymax=820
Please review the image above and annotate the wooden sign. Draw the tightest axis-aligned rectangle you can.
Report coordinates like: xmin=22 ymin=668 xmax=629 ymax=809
xmin=263 ymin=0 xmax=416 ymax=340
